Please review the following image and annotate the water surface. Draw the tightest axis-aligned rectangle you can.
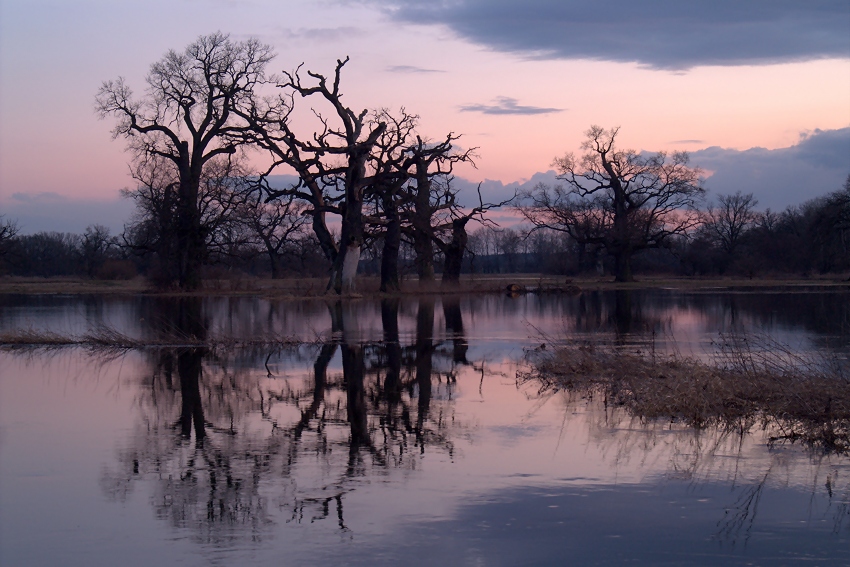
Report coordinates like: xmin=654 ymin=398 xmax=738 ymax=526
xmin=1 ymin=290 xmax=848 ymax=565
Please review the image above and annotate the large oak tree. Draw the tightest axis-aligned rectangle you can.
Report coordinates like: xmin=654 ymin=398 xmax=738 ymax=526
xmin=520 ymin=126 xmax=705 ymax=282
xmin=97 ymin=32 xmax=274 ymax=290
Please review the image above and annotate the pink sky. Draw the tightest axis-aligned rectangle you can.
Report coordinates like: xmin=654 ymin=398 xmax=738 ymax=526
xmin=1 ymin=1 xmax=848 ymax=232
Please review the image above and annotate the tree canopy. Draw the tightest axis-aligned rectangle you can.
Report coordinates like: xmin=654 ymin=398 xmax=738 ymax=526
xmin=519 ymin=126 xmax=705 ymax=282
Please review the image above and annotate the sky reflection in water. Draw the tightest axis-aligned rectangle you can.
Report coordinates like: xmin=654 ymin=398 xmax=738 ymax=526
xmin=1 ymin=290 xmax=848 ymax=566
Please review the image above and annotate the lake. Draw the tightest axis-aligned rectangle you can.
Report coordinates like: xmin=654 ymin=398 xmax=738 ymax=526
xmin=1 ymin=289 xmax=848 ymax=566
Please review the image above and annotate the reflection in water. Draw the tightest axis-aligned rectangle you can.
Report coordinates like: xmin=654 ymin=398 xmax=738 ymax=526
xmin=2 ymin=290 xmax=849 ymax=564
xmin=101 ymin=297 xmax=470 ymax=541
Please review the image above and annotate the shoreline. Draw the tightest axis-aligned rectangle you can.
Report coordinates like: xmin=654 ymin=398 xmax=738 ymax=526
xmin=0 ymin=274 xmax=848 ymax=298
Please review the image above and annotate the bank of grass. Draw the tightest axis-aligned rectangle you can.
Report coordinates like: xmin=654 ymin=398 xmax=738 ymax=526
xmin=519 ymin=334 xmax=850 ymax=453
xmin=0 ymin=273 xmax=848 ymax=298
xmin=0 ymin=326 xmax=302 ymax=352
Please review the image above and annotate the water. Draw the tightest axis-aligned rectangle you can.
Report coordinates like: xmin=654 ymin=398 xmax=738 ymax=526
xmin=1 ymin=289 xmax=848 ymax=565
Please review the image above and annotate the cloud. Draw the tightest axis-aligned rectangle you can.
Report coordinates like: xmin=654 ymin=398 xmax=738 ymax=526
xmin=380 ymin=0 xmax=850 ymax=70
xmin=386 ymin=65 xmax=445 ymax=74
xmin=450 ymin=170 xmax=562 ymax=208
xmin=277 ymin=26 xmax=361 ymax=42
xmin=459 ymin=96 xmax=564 ymax=115
xmin=11 ymin=191 xmax=66 ymax=203
xmin=448 ymin=128 xmax=849 ymax=214
xmin=669 ymin=140 xmax=705 ymax=145
xmin=2 ymin=196 xmax=135 ymax=235
xmin=685 ymin=128 xmax=850 ymax=209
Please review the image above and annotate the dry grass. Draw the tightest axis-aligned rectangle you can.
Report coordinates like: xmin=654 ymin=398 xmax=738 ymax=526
xmin=0 ymin=326 xmax=303 ymax=352
xmin=519 ymin=334 xmax=850 ymax=453
xmin=2 ymin=274 xmax=846 ymax=298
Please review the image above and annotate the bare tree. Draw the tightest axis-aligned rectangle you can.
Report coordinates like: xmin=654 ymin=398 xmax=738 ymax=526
xmin=434 ymin=184 xmax=512 ymax=285
xmin=80 ymin=225 xmax=118 ymax=278
xmin=121 ymin=154 xmax=253 ymax=283
xmin=402 ymin=135 xmax=475 ymax=283
xmin=809 ymin=174 xmax=850 ymax=272
xmin=241 ymin=57 xmax=388 ymax=294
xmin=97 ymin=32 xmax=274 ymax=290
xmin=704 ymin=191 xmax=759 ymax=256
xmin=0 ymin=216 xmax=19 ymax=257
xmin=237 ymin=192 xmax=310 ymax=278
xmin=519 ymin=126 xmax=705 ymax=282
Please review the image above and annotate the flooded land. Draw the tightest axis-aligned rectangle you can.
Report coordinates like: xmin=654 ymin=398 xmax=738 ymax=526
xmin=1 ymin=288 xmax=849 ymax=566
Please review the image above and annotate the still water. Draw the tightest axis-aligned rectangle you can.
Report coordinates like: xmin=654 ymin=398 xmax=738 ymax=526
xmin=1 ymin=289 xmax=848 ymax=566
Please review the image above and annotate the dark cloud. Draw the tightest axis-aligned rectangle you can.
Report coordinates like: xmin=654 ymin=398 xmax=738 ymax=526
xmin=381 ymin=0 xmax=850 ymax=69
xmin=386 ymin=65 xmax=445 ymax=73
xmin=686 ymin=128 xmax=849 ymax=209
xmin=459 ymin=96 xmax=564 ymax=115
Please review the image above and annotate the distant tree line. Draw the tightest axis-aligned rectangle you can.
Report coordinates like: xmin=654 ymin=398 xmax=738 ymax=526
xmin=2 ymin=170 xmax=847 ymax=281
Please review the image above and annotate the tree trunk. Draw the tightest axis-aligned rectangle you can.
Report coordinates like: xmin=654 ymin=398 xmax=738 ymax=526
xmin=263 ymin=235 xmax=282 ymax=279
xmin=613 ymin=249 xmax=634 ymax=282
xmin=443 ymin=298 xmax=469 ymax=364
xmin=178 ymin=349 xmax=206 ymax=442
xmin=269 ymin=253 xmax=282 ymax=279
xmin=413 ymin=231 xmax=434 ymax=283
xmin=381 ymin=299 xmax=402 ymax=407
xmin=328 ymin=149 xmax=370 ymax=294
xmin=415 ymin=299 xmax=434 ymax=436
xmin=176 ymin=160 xmax=204 ymax=291
xmin=311 ymin=209 xmax=338 ymax=265
xmin=441 ymin=218 xmax=469 ymax=286
xmin=380 ymin=194 xmax=401 ymax=292
xmin=412 ymin=173 xmax=435 ymax=284
xmin=328 ymin=227 xmax=361 ymax=294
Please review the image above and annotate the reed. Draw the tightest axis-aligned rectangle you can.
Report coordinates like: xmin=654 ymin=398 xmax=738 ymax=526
xmin=0 ymin=326 xmax=303 ymax=352
xmin=519 ymin=333 xmax=850 ymax=453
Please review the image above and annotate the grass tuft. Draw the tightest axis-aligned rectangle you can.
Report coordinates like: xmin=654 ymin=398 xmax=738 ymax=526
xmin=519 ymin=333 xmax=850 ymax=453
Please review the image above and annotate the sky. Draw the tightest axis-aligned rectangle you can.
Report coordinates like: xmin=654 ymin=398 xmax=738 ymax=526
xmin=0 ymin=0 xmax=848 ymax=233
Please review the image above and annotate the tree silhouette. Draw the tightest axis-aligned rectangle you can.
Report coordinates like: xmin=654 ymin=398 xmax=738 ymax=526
xmin=520 ymin=126 xmax=704 ymax=282
xmin=97 ymin=32 xmax=274 ymax=290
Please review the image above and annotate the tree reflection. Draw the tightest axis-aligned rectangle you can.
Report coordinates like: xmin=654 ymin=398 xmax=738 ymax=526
xmin=102 ymin=295 xmax=472 ymax=541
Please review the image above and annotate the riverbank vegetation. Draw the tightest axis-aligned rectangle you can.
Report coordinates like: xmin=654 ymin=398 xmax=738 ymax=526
xmin=519 ymin=334 xmax=850 ymax=453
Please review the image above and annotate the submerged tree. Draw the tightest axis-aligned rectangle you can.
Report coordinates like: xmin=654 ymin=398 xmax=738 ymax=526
xmin=369 ymin=125 xmax=476 ymax=291
xmin=519 ymin=126 xmax=705 ymax=282
xmin=97 ymin=32 xmax=274 ymax=290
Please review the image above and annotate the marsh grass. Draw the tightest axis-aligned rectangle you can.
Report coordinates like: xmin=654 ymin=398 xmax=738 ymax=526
xmin=0 ymin=326 xmax=303 ymax=353
xmin=519 ymin=334 xmax=850 ymax=453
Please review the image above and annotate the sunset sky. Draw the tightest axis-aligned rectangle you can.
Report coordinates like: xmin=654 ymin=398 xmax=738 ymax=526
xmin=1 ymin=0 xmax=848 ymax=233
